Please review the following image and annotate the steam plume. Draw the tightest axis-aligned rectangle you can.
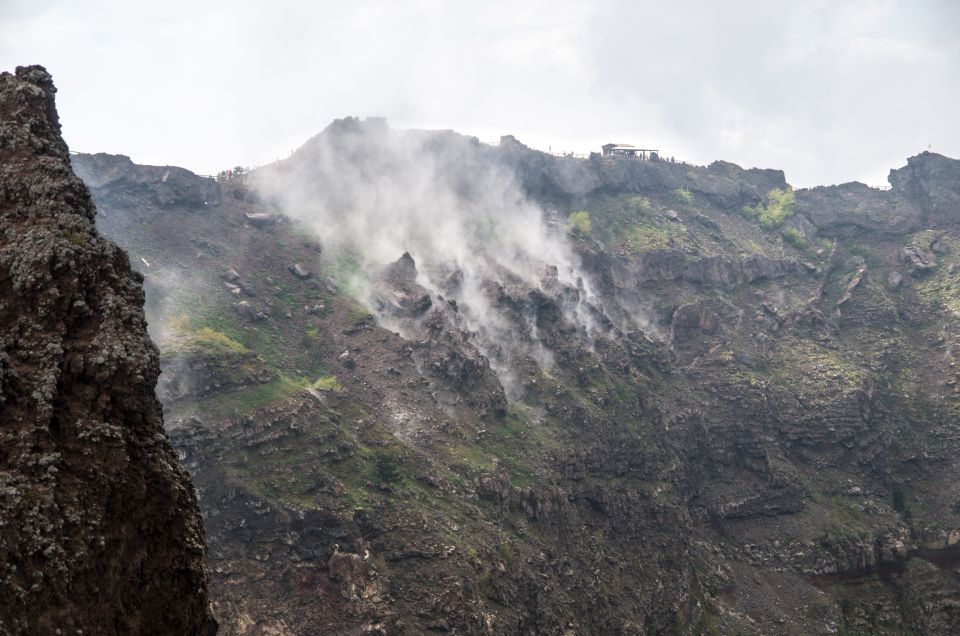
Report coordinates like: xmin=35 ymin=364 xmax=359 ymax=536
xmin=256 ymin=118 xmax=607 ymax=394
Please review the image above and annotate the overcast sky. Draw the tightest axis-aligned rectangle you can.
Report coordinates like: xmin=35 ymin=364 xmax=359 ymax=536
xmin=2 ymin=0 xmax=958 ymax=187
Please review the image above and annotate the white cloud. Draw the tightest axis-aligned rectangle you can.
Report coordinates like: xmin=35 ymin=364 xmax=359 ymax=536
xmin=1 ymin=0 xmax=956 ymax=186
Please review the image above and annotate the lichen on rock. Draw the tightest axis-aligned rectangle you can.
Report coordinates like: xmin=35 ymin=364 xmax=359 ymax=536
xmin=0 ymin=65 xmax=216 ymax=635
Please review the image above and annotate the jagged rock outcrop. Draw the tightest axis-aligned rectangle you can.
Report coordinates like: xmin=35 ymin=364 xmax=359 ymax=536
xmin=375 ymin=253 xmax=507 ymax=417
xmin=794 ymin=182 xmax=915 ymax=235
xmin=889 ymin=151 xmax=960 ymax=222
xmin=71 ymin=152 xmax=220 ymax=209
xmin=157 ymin=350 xmax=274 ymax=402
xmin=791 ymin=151 xmax=960 ymax=237
xmin=498 ymin=138 xmax=786 ymax=210
xmin=0 ymin=66 xmax=216 ymax=634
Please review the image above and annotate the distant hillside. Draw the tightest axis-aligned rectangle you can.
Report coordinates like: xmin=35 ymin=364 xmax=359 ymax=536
xmin=73 ymin=117 xmax=960 ymax=635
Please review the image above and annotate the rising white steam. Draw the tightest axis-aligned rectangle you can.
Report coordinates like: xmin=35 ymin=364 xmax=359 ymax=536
xmin=256 ymin=118 xmax=606 ymax=393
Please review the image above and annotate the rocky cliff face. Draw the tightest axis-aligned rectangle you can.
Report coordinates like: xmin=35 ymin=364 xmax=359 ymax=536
xmin=72 ymin=117 xmax=960 ymax=635
xmin=0 ymin=66 xmax=216 ymax=635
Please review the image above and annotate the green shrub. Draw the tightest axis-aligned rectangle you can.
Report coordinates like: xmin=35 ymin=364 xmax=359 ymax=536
xmin=673 ymin=187 xmax=693 ymax=205
xmin=621 ymin=223 xmax=689 ymax=253
xmin=193 ymin=327 xmax=247 ymax=353
xmin=345 ymin=303 xmax=372 ymax=324
xmin=165 ymin=322 xmax=247 ymax=357
xmin=781 ymin=227 xmax=807 ymax=249
xmin=567 ymin=210 xmax=592 ymax=236
xmin=309 ymin=375 xmax=342 ymax=392
xmin=627 ymin=196 xmax=653 ymax=215
xmin=743 ymin=187 xmax=795 ymax=229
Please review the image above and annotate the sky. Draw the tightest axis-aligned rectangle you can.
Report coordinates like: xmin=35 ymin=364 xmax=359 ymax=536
xmin=1 ymin=0 xmax=958 ymax=187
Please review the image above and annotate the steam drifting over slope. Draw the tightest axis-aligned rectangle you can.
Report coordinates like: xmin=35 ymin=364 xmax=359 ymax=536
xmin=256 ymin=118 xmax=609 ymax=393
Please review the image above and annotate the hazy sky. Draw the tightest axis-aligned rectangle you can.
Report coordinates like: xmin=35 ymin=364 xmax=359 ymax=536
xmin=2 ymin=0 xmax=958 ymax=187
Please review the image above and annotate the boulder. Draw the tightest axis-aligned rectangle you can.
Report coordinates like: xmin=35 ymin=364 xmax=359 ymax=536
xmin=382 ymin=251 xmax=418 ymax=282
xmin=245 ymin=212 xmax=275 ymax=227
xmin=886 ymin=270 xmax=903 ymax=289
xmin=835 ymin=266 xmax=868 ymax=315
xmin=900 ymin=244 xmax=937 ymax=275
xmin=328 ymin=549 xmax=378 ymax=600
xmin=289 ymin=263 xmax=312 ymax=279
xmin=339 ymin=350 xmax=356 ymax=369
xmin=235 ymin=300 xmax=267 ymax=321
xmin=669 ymin=301 xmax=722 ymax=344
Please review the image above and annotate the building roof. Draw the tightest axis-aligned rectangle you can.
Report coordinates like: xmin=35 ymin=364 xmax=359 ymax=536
xmin=603 ymin=144 xmax=659 ymax=152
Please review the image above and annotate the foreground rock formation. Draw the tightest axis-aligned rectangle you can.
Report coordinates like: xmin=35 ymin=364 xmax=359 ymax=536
xmin=0 ymin=66 xmax=216 ymax=634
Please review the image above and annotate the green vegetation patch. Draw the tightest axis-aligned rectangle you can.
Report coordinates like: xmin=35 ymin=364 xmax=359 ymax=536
xmin=344 ymin=300 xmax=372 ymax=324
xmin=808 ymin=492 xmax=876 ymax=540
xmin=302 ymin=326 xmax=324 ymax=353
xmin=566 ymin=191 xmax=709 ymax=254
xmin=65 ymin=229 xmax=88 ymax=247
xmin=673 ymin=187 xmax=693 ymax=206
xmin=187 ymin=327 xmax=248 ymax=354
xmin=438 ymin=402 xmax=557 ymax=489
xmin=308 ymin=375 xmax=342 ymax=392
xmin=167 ymin=376 xmax=305 ymax=422
xmin=621 ymin=221 xmax=692 ymax=254
xmin=567 ymin=210 xmax=592 ymax=236
xmin=162 ymin=317 xmax=248 ymax=358
xmin=570 ymin=194 xmax=653 ymax=245
xmin=742 ymin=187 xmax=796 ymax=229
xmin=322 ymin=247 xmax=370 ymax=295
xmin=226 ymin=413 xmax=436 ymax=511
xmin=781 ymin=227 xmax=807 ymax=250
xmin=740 ymin=338 xmax=867 ymax=398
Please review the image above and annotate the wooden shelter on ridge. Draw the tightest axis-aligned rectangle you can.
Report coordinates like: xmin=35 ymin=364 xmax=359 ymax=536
xmin=601 ymin=143 xmax=659 ymax=160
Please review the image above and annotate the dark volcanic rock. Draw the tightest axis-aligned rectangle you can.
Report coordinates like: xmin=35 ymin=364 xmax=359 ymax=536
xmin=901 ymin=243 xmax=937 ymax=275
xmin=158 ymin=350 xmax=274 ymax=402
xmin=795 ymin=181 xmax=917 ymax=235
xmin=500 ymin=141 xmax=786 ymax=210
xmin=669 ymin=300 xmax=722 ymax=344
xmin=794 ymin=153 xmax=960 ymax=236
xmin=71 ymin=152 xmax=220 ymax=209
xmin=889 ymin=151 xmax=960 ymax=222
xmin=382 ymin=251 xmax=419 ymax=282
xmin=0 ymin=66 xmax=216 ymax=634
xmin=288 ymin=262 xmax=312 ymax=279
xmin=244 ymin=212 xmax=275 ymax=227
